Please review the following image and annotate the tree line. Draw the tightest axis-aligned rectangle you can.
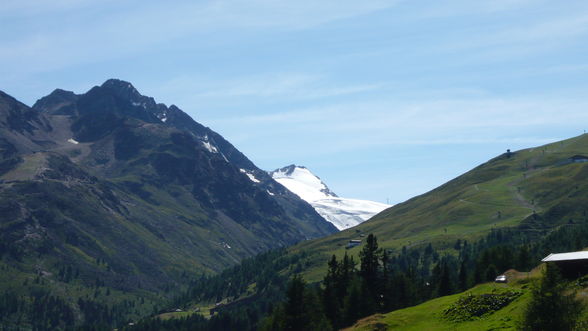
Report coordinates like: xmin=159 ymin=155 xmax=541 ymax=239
xmin=11 ymin=216 xmax=588 ymax=330
xmin=260 ymin=219 xmax=588 ymax=330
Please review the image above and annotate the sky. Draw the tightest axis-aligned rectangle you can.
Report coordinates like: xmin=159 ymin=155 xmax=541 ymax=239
xmin=2 ymin=0 xmax=588 ymax=204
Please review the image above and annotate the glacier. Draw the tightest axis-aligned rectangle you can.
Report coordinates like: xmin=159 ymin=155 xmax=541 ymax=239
xmin=270 ymin=165 xmax=391 ymax=230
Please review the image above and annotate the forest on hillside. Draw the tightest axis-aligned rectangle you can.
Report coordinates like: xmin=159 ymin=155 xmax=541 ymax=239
xmin=122 ymin=218 xmax=588 ymax=331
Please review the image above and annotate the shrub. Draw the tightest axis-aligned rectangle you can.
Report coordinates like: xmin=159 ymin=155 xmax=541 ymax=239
xmin=443 ymin=290 xmax=522 ymax=322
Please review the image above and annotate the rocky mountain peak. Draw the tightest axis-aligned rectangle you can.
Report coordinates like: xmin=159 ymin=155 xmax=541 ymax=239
xmin=101 ymin=79 xmax=141 ymax=98
xmin=274 ymin=164 xmax=304 ymax=176
xmin=33 ymin=89 xmax=78 ymax=114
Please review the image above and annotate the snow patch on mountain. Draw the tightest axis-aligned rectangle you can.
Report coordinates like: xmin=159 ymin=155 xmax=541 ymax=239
xmin=240 ymin=169 xmax=261 ymax=183
xmin=202 ymin=141 xmax=217 ymax=153
xmin=270 ymin=165 xmax=391 ymax=230
xmin=201 ymin=135 xmax=219 ymax=153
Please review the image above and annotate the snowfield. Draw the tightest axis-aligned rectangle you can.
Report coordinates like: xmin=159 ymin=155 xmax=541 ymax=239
xmin=270 ymin=165 xmax=391 ymax=230
xmin=271 ymin=165 xmax=336 ymax=201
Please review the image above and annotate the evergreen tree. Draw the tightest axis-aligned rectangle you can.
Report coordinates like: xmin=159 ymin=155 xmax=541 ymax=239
xmin=259 ymin=305 xmax=285 ymax=331
xmin=485 ymin=264 xmax=498 ymax=282
xmin=302 ymin=287 xmax=331 ymax=331
xmin=437 ymin=260 xmax=453 ymax=296
xmin=359 ymin=234 xmax=382 ymax=314
xmin=281 ymin=275 xmax=331 ymax=331
xmin=516 ymin=246 xmax=531 ymax=271
xmin=359 ymin=234 xmax=381 ymax=287
xmin=381 ymin=250 xmax=395 ymax=311
xmin=342 ymin=277 xmax=362 ymax=327
xmin=337 ymin=253 xmax=355 ymax=301
xmin=284 ymin=275 xmax=306 ymax=331
xmin=322 ymin=255 xmax=340 ymax=329
xmin=458 ymin=260 xmax=469 ymax=291
xmin=521 ymin=263 xmax=582 ymax=331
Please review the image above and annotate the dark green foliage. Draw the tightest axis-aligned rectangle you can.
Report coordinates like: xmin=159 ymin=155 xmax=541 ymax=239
xmin=133 ymin=249 xmax=307 ymax=331
xmin=458 ymin=260 xmax=470 ymax=291
xmin=437 ymin=259 xmax=455 ymax=297
xmin=103 ymin=221 xmax=588 ymax=330
xmin=0 ymin=290 xmax=75 ymax=330
xmin=282 ymin=275 xmax=330 ymax=331
xmin=174 ymin=249 xmax=299 ymax=306
xmin=257 ymin=275 xmax=330 ymax=331
xmin=443 ymin=290 xmax=522 ymax=322
xmin=284 ymin=275 xmax=306 ymax=330
xmin=516 ymin=246 xmax=532 ymax=271
xmin=521 ymin=263 xmax=582 ymax=331
xmin=342 ymin=277 xmax=362 ymax=327
xmin=359 ymin=234 xmax=381 ymax=287
xmin=322 ymin=255 xmax=341 ymax=328
xmin=359 ymin=234 xmax=382 ymax=315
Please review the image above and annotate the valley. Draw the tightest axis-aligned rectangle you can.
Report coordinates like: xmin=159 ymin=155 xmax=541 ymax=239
xmin=1 ymin=81 xmax=588 ymax=330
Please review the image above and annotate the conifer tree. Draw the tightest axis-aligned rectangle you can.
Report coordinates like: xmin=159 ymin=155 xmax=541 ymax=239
xmin=284 ymin=275 xmax=306 ymax=331
xmin=437 ymin=260 xmax=453 ymax=296
xmin=322 ymin=255 xmax=340 ymax=328
xmin=458 ymin=259 xmax=469 ymax=291
xmin=521 ymin=263 xmax=582 ymax=331
xmin=359 ymin=233 xmax=382 ymax=314
xmin=342 ymin=277 xmax=362 ymax=327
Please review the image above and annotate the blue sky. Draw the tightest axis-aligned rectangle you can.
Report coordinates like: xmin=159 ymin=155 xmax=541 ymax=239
xmin=2 ymin=0 xmax=588 ymax=204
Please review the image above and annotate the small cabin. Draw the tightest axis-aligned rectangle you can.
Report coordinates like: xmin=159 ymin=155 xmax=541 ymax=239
xmin=542 ymin=251 xmax=588 ymax=278
xmin=346 ymin=240 xmax=361 ymax=249
xmin=569 ymin=155 xmax=588 ymax=163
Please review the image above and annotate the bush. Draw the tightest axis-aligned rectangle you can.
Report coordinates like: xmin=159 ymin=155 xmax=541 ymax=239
xmin=443 ymin=290 xmax=522 ymax=322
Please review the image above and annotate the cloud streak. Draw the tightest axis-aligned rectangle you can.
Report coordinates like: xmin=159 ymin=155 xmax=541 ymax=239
xmin=208 ymin=92 xmax=588 ymax=158
xmin=0 ymin=0 xmax=399 ymax=75
xmin=155 ymin=73 xmax=385 ymax=104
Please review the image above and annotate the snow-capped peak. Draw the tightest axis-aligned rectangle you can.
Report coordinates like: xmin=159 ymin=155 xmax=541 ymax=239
xmin=270 ymin=165 xmax=337 ymax=202
xmin=270 ymin=165 xmax=391 ymax=230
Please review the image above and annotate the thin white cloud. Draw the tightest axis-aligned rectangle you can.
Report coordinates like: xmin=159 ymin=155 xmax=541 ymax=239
xmin=490 ymin=14 xmax=588 ymax=45
xmin=193 ymin=73 xmax=384 ymax=99
xmin=417 ymin=0 xmax=542 ymax=18
xmin=208 ymin=92 xmax=588 ymax=156
xmin=0 ymin=0 xmax=111 ymax=16
xmin=431 ymin=12 xmax=588 ymax=59
xmin=0 ymin=0 xmax=399 ymax=74
xmin=145 ymin=73 xmax=385 ymax=108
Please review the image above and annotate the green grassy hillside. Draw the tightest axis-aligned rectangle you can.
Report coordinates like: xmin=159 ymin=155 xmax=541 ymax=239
xmin=290 ymin=134 xmax=588 ymax=281
xmin=154 ymin=134 xmax=588 ymax=331
xmin=345 ymin=267 xmax=588 ymax=331
xmin=346 ymin=282 xmax=530 ymax=331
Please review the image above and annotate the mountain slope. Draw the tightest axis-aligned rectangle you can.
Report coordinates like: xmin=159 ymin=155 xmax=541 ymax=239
xmin=270 ymin=165 xmax=390 ymax=230
xmin=140 ymin=134 xmax=588 ymax=330
xmin=0 ymin=80 xmax=336 ymax=327
xmin=346 ymin=281 xmax=532 ymax=331
xmin=270 ymin=134 xmax=588 ymax=282
xmin=347 ymin=265 xmax=588 ymax=331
